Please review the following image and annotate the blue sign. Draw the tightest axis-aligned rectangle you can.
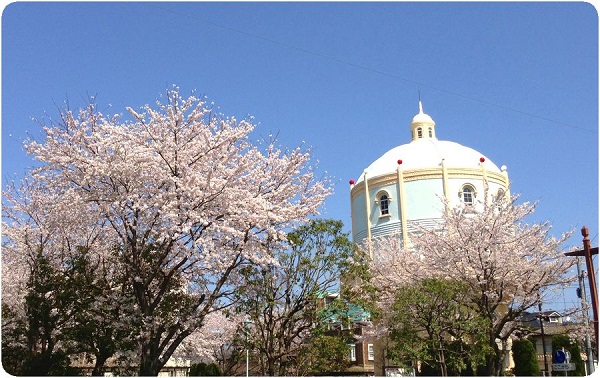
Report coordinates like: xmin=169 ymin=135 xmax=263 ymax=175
xmin=553 ymin=350 xmax=566 ymax=363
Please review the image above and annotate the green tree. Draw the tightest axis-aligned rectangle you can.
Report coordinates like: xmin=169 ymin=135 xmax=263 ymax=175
xmin=1 ymin=243 xmax=135 ymax=376
xmin=2 ymin=303 xmax=32 ymax=375
xmin=512 ymin=339 xmax=541 ymax=376
xmin=388 ymin=278 xmax=490 ymax=376
xmin=235 ymin=219 xmax=354 ymax=376
xmin=551 ymin=334 xmax=585 ymax=376
xmin=1 ymin=250 xmax=82 ymax=376
xmin=62 ymin=248 xmax=137 ymax=376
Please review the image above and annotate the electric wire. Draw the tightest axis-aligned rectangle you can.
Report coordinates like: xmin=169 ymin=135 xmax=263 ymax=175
xmin=148 ymin=3 xmax=597 ymax=134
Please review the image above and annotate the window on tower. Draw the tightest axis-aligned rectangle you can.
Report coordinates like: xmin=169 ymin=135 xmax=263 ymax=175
xmin=380 ymin=194 xmax=389 ymax=215
xmin=459 ymin=184 xmax=475 ymax=205
xmin=376 ymin=191 xmax=391 ymax=217
xmin=417 ymin=127 xmax=423 ymax=138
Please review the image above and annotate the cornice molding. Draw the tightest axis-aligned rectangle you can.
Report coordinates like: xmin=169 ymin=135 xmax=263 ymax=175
xmin=351 ymin=168 xmax=509 ymax=199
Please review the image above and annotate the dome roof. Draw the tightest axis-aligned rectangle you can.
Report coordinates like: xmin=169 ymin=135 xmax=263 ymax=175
xmin=356 ymin=138 xmax=501 ymax=183
xmin=411 ymin=112 xmax=435 ymax=124
xmin=355 ymin=102 xmax=503 ymax=183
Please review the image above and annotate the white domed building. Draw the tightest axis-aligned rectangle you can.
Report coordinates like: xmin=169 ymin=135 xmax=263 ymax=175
xmin=349 ymin=102 xmax=511 ymax=252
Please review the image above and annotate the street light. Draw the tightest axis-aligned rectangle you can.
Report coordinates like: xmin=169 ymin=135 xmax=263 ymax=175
xmin=244 ymin=320 xmax=253 ymax=377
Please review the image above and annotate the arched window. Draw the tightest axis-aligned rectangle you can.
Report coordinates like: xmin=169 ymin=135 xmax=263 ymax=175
xmin=428 ymin=127 xmax=433 ymax=137
xmin=379 ymin=194 xmax=390 ymax=215
xmin=459 ymin=184 xmax=476 ymax=205
xmin=417 ymin=127 xmax=423 ymax=138
xmin=375 ymin=191 xmax=391 ymax=217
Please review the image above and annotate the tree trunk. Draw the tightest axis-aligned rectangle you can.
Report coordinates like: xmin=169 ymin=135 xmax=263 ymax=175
xmin=482 ymin=344 xmax=504 ymax=376
xmin=439 ymin=348 xmax=448 ymax=377
xmin=267 ymin=357 xmax=276 ymax=376
xmin=92 ymin=356 xmax=108 ymax=376
xmin=139 ymin=344 xmax=162 ymax=376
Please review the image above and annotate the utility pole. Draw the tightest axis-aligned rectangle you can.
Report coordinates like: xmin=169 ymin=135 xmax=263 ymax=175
xmin=565 ymin=226 xmax=598 ymax=357
xmin=575 ymin=257 xmax=595 ymax=374
xmin=539 ymin=302 xmax=550 ymax=376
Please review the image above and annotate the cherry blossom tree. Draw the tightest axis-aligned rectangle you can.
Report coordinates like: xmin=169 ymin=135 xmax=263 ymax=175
xmin=172 ymin=309 xmax=240 ymax=364
xmin=365 ymin=191 xmax=574 ymax=376
xmin=3 ymin=87 xmax=330 ymax=375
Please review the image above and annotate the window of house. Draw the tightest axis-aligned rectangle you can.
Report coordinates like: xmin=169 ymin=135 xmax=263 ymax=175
xmin=348 ymin=344 xmax=356 ymax=362
xmin=459 ymin=185 xmax=475 ymax=205
xmin=367 ymin=344 xmax=375 ymax=361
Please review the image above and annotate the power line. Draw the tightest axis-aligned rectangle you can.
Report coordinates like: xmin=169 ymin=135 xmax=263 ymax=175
xmin=148 ymin=3 xmax=597 ymax=134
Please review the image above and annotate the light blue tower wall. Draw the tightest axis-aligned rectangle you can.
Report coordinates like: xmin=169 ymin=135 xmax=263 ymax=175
xmin=350 ymin=173 xmax=508 ymax=244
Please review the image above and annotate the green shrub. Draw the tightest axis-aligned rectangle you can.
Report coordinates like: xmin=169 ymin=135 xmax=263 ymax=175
xmin=512 ymin=339 xmax=540 ymax=376
xmin=189 ymin=362 xmax=222 ymax=376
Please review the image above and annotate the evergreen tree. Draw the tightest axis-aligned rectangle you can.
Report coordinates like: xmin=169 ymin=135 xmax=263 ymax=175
xmin=512 ymin=339 xmax=540 ymax=376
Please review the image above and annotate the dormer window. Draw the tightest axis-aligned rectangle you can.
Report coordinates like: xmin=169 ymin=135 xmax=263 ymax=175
xmin=459 ymin=184 xmax=476 ymax=205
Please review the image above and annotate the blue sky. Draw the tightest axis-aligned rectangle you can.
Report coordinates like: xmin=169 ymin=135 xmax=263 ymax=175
xmin=2 ymin=2 xmax=598 ymax=311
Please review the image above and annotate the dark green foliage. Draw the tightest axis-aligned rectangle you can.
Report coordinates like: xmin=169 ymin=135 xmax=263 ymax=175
xmin=1 ymin=248 xmax=133 ymax=376
xmin=551 ymin=334 xmax=585 ymax=376
xmin=2 ymin=304 xmax=29 ymax=375
xmin=512 ymin=339 xmax=540 ymax=376
xmin=388 ymin=278 xmax=490 ymax=376
xmin=1 ymin=251 xmax=84 ymax=376
xmin=62 ymin=248 xmax=133 ymax=376
xmin=298 ymin=329 xmax=353 ymax=375
xmin=190 ymin=362 xmax=222 ymax=376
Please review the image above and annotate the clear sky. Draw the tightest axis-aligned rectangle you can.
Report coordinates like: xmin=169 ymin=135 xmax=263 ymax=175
xmin=2 ymin=2 xmax=598 ymax=312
